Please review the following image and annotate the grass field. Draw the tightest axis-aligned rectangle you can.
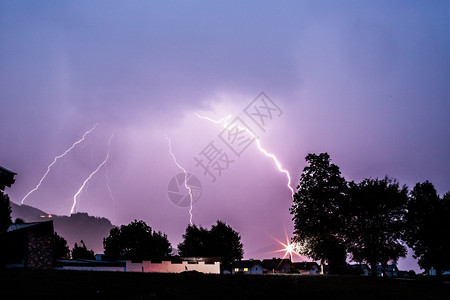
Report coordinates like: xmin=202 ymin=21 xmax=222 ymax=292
xmin=1 ymin=269 xmax=449 ymax=300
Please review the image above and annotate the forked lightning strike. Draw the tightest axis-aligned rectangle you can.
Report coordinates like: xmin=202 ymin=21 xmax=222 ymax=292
xmin=70 ymin=133 xmax=113 ymax=215
xmin=21 ymin=123 xmax=98 ymax=204
xmin=195 ymin=113 xmax=232 ymax=126
xmin=104 ymin=134 xmax=116 ymax=222
xmin=165 ymin=135 xmax=194 ymax=225
xmin=254 ymin=139 xmax=294 ymax=196
xmin=195 ymin=113 xmax=295 ymax=198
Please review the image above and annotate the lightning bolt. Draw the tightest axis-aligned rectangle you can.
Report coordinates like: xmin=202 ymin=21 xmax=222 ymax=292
xmin=195 ymin=113 xmax=232 ymax=126
xmin=254 ymin=139 xmax=294 ymax=197
xmin=165 ymin=135 xmax=194 ymax=225
xmin=195 ymin=113 xmax=294 ymax=198
xmin=104 ymin=133 xmax=116 ymax=223
xmin=21 ymin=123 xmax=98 ymax=204
xmin=70 ymin=133 xmax=113 ymax=215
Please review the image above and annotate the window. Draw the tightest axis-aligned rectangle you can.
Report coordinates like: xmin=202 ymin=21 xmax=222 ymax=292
xmin=244 ymin=268 xmax=248 ymax=272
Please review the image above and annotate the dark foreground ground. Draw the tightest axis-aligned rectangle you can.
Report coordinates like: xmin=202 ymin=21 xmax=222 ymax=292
xmin=1 ymin=269 xmax=449 ymax=300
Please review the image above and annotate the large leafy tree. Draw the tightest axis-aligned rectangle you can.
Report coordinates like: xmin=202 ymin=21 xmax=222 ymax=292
xmin=290 ymin=153 xmax=347 ymax=273
xmin=209 ymin=221 xmax=244 ymax=270
xmin=72 ymin=240 xmax=95 ymax=260
xmin=54 ymin=232 xmax=71 ymax=260
xmin=103 ymin=220 xmax=172 ymax=261
xmin=178 ymin=220 xmax=243 ymax=272
xmin=346 ymin=177 xmax=408 ymax=276
xmin=0 ymin=191 xmax=12 ymax=233
xmin=404 ymin=181 xmax=450 ymax=277
xmin=177 ymin=224 xmax=210 ymax=257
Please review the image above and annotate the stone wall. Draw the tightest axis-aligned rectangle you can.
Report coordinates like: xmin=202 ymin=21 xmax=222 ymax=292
xmin=25 ymin=231 xmax=53 ymax=269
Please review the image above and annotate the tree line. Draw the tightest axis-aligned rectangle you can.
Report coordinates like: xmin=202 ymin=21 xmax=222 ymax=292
xmin=1 ymin=191 xmax=243 ymax=271
xmin=291 ymin=153 xmax=450 ymax=277
xmin=101 ymin=219 xmax=243 ymax=271
xmin=3 ymin=153 xmax=448 ymax=276
xmin=54 ymin=219 xmax=244 ymax=272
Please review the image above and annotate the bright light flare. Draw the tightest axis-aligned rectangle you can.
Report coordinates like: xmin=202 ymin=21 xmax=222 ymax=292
xmin=273 ymin=237 xmax=302 ymax=261
xmin=21 ymin=123 xmax=98 ymax=204
xmin=165 ymin=135 xmax=194 ymax=225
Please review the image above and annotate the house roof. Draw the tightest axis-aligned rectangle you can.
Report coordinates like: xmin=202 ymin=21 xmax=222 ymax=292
xmin=55 ymin=259 xmax=125 ymax=267
xmin=292 ymin=262 xmax=319 ymax=270
xmin=0 ymin=165 xmax=16 ymax=190
xmin=376 ymin=264 xmax=398 ymax=272
xmin=384 ymin=265 xmax=399 ymax=272
xmin=233 ymin=260 xmax=263 ymax=268
xmin=349 ymin=264 xmax=370 ymax=270
xmin=261 ymin=258 xmax=292 ymax=270
xmin=7 ymin=220 xmax=53 ymax=233
xmin=174 ymin=257 xmax=221 ymax=263
xmin=0 ymin=165 xmax=16 ymax=175
xmin=7 ymin=222 xmax=41 ymax=232
xmin=131 ymin=257 xmax=221 ymax=264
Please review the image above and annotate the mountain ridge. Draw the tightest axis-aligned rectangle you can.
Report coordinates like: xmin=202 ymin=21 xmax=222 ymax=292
xmin=10 ymin=201 xmax=113 ymax=254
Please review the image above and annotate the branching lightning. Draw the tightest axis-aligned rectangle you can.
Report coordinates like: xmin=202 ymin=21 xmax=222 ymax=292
xmin=254 ymin=139 xmax=294 ymax=197
xmin=165 ymin=135 xmax=194 ymax=225
xmin=195 ymin=113 xmax=232 ymax=126
xmin=104 ymin=134 xmax=116 ymax=223
xmin=195 ymin=113 xmax=295 ymax=198
xmin=70 ymin=133 xmax=113 ymax=215
xmin=21 ymin=123 xmax=98 ymax=204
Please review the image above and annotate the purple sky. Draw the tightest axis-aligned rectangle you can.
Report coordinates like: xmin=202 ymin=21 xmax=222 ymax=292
xmin=1 ymin=1 xmax=449 ymax=272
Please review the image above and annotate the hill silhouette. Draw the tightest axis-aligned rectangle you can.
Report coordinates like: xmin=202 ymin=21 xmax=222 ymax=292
xmin=10 ymin=202 xmax=113 ymax=254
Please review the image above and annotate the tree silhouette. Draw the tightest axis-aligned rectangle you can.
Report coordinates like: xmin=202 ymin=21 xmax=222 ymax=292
xmin=209 ymin=221 xmax=244 ymax=271
xmin=178 ymin=220 xmax=243 ymax=272
xmin=54 ymin=232 xmax=70 ymax=260
xmin=72 ymin=240 xmax=95 ymax=260
xmin=177 ymin=224 xmax=210 ymax=257
xmin=404 ymin=181 xmax=450 ymax=277
xmin=346 ymin=177 xmax=408 ymax=276
xmin=290 ymin=153 xmax=347 ymax=273
xmin=0 ymin=191 xmax=12 ymax=233
xmin=103 ymin=220 xmax=172 ymax=261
